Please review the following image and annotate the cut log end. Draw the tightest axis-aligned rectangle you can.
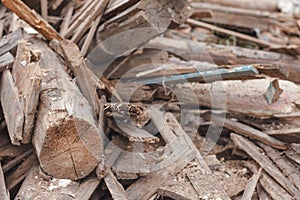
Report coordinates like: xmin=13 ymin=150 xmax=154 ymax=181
xmin=36 ymin=116 xmax=103 ymax=180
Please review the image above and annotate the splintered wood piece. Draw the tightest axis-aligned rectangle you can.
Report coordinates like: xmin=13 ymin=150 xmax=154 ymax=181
xmin=242 ymin=168 xmax=262 ymax=200
xmin=0 ymin=70 xmax=24 ymax=145
xmin=0 ymin=28 xmax=23 ymax=56
xmin=231 ymin=134 xmax=300 ymax=198
xmin=0 ymin=163 xmax=9 ymax=200
xmin=59 ymin=39 xmax=99 ymax=117
xmin=16 ymin=165 xmax=101 ymax=200
xmin=2 ymin=0 xmax=63 ymax=41
xmin=259 ymin=143 xmax=300 ymax=191
xmin=12 ymin=40 xmax=42 ymax=144
xmin=126 ymin=149 xmax=196 ymax=200
xmin=104 ymin=167 xmax=129 ymax=200
xmin=5 ymin=154 xmax=38 ymax=190
xmin=146 ymin=37 xmax=300 ymax=83
xmin=0 ymin=52 xmax=14 ymax=72
xmin=203 ymin=113 xmax=287 ymax=150
xmin=175 ymin=79 xmax=300 ymax=118
xmin=32 ymin=38 xmax=103 ymax=180
xmin=107 ymin=119 xmax=159 ymax=143
xmin=71 ymin=0 xmax=109 ymax=43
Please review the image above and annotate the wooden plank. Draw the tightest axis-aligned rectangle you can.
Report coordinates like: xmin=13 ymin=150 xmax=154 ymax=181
xmin=242 ymin=168 xmax=262 ymax=200
xmin=31 ymin=38 xmax=103 ymax=180
xmin=104 ymin=167 xmax=129 ymax=200
xmin=203 ymin=113 xmax=287 ymax=150
xmin=12 ymin=40 xmax=42 ymax=144
xmin=0 ymin=162 xmax=9 ymax=200
xmin=0 ymin=70 xmax=24 ymax=145
xmin=2 ymin=0 xmax=63 ymax=41
xmin=231 ymin=133 xmax=300 ymax=198
xmin=16 ymin=165 xmax=100 ymax=200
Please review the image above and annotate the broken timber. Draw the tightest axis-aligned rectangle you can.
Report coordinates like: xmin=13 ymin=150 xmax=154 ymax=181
xmin=11 ymin=40 xmax=42 ymax=144
xmin=31 ymin=38 xmax=103 ymax=180
xmin=0 ymin=70 xmax=24 ymax=145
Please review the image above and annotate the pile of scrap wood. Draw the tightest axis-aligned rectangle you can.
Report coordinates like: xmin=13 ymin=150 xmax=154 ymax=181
xmin=0 ymin=0 xmax=299 ymax=199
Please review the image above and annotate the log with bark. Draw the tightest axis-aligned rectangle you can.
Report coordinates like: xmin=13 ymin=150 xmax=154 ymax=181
xmin=31 ymin=38 xmax=103 ymax=180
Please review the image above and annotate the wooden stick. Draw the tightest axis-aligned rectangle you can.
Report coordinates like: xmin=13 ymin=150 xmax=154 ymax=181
xmin=2 ymin=0 xmax=63 ymax=41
